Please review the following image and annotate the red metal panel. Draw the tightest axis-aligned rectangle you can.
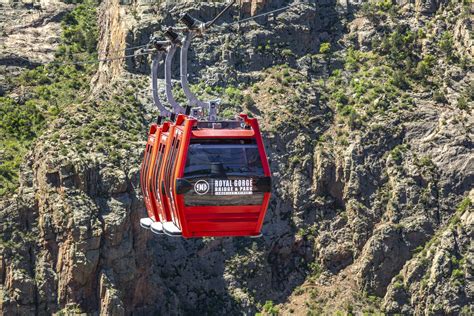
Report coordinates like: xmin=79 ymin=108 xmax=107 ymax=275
xmin=191 ymin=230 xmax=259 ymax=237
xmin=186 ymin=214 xmax=259 ymax=221
xmin=163 ymin=124 xmax=179 ymax=224
xmin=147 ymin=125 xmax=171 ymax=222
xmin=172 ymin=117 xmax=196 ymax=237
xmin=146 ymin=133 xmax=159 ymax=221
xmin=191 ymin=129 xmax=255 ymax=138
xmin=163 ymin=114 xmax=194 ymax=233
xmin=140 ymin=145 xmax=153 ymax=218
xmin=156 ymin=125 xmax=174 ymax=222
xmin=188 ymin=221 xmax=258 ymax=234
xmin=184 ymin=205 xmax=260 ymax=215
xmin=140 ymin=123 xmax=159 ymax=221
xmin=167 ymin=130 xmax=183 ymax=230
xmin=256 ymin=192 xmax=271 ymax=232
xmin=248 ymin=118 xmax=271 ymax=176
xmin=181 ymin=205 xmax=261 ymax=238
xmin=247 ymin=118 xmax=272 ymax=231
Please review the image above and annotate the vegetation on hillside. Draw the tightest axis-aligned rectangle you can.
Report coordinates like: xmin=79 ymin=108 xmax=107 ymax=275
xmin=0 ymin=0 xmax=98 ymax=196
xmin=46 ymin=79 xmax=147 ymax=166
xmin=322 ymin=2 xmax=472 ymax=146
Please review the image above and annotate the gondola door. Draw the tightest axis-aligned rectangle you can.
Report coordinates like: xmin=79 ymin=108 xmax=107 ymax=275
xmin=150 ymin=122 xmax=170 ymax=222
xmin=166 ymin=129 xmax=183 ymax=231
xmin=155 ymin=123 xmax=173 ymax=223
xmin=140 ymin=123 xmax=160 ymax=221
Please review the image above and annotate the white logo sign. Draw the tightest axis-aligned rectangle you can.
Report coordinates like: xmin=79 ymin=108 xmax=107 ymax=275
xmin=214 ymin=179 xmax=253 ymax=195
xmin=194 ymin=180 xmax=210 ymax=195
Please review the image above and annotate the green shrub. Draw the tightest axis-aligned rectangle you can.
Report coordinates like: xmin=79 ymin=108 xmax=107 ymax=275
xmin=220 ymin=108 xmax=236 ymax=119
xmin=413 ymin=245 xmax=424 ymax=254
xmin=262 ymin=300 xmax=279 ymax=315
xmin=414 ymin=55 xmax=435 ymax=79
xmin=243 ymin=94 xmax=255 ymax=106
xmin=457 ymin=197 xmax=471 ymax=213
xmin=451 ymin=269 xmax=464 ymax=280
xmin=457 ymin=96 xmax=469 ymax=111
xmin=393 ymin=280 xmax=404 ymax=289
xmin=438 ymin=31 xmax=454 ymax=59
xmin=418 ymin=156 xmax=433 ymax=167
xmin=0 ymin=98 xmax=44 ymax=140
xmin=332 ymin=90 xmax=349 ymax=105
xmin=309 ymin=262 xmax=322 ymax=277
xmin=379 ymin=28 xmax=418 ymax=68
xmin=281 ymin=49 xmax=294 ymax=58
xmin=337 ymin=103 xmax=355 ymax=117
xmin=390 ymin=70 xmax=409 ymax=89
xmin=376 ymin=0 xmax=393 ymax=11
xmin=345 ymin=48 xmax=363 ymax=70
xmin=433 ymin=90 xmax=447 ymax=104
xmin=319 ymin=42 xmax=331 ymax=54
xmin=225 ymin=86 xmax=244 ymax=106
xmin=60 ymin=0 xmax=98 ymax=54
xmin=360 ymin=0 xmax=395 ymax=21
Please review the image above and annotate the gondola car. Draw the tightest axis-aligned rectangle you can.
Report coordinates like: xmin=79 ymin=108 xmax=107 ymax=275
xmin=151 ymin=114 xmax=271 ymax=238
xmin=149 ymin=120 xmax=174 ymax=234
xmin=140 ymin=121 xmax=177 ymax=232
xmin=139 ymin=123 xmax=161 ymax=229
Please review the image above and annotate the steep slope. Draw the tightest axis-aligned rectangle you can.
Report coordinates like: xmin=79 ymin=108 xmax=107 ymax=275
xmin=0 ymin=0 xmax=98 ymax=196
xmin=1 ymin=0 xmax=472 ymax=315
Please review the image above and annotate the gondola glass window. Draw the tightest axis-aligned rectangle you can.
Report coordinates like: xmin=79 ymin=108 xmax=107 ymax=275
xmin=184 ymin=142 xmax=264 ymax=177
xmin=182 ymin=140 xmax=265 ymax=206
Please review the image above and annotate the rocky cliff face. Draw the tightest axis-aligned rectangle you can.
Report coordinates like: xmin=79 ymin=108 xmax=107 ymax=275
xmin=1 ymin=0 xmax=472 ymax=315
xmin=0 ymin=0 xmax=73 ymax=95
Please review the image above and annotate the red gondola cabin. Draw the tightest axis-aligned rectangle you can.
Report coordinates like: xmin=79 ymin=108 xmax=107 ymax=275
xmin=140 ymin=123 xmax=161 ymax=224
xmin=141 ymin=114 xmax=271 ymax=238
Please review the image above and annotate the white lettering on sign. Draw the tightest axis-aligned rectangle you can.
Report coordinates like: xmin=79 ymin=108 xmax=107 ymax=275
xmin=194 ymin=180 xmax=210 ymax=195
xmin=214 ymin=179 xmax=253 ymax=195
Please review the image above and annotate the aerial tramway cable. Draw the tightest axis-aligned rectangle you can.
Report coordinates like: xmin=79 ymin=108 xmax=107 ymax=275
xmin=7 ymin=1 xmax=308 ymax=68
